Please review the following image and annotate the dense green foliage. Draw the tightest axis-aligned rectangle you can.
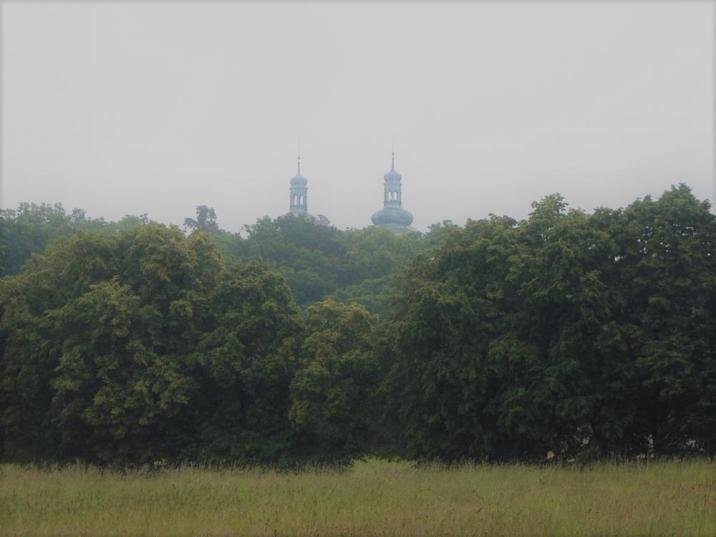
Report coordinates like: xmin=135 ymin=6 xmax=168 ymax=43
xmin=290 ymin=300 xmax=381 ymax=462
xmin=0 ymin=202 xmax=148 ymax=277
xmin=223 ymin=214 xmax=432 ymax=310
xmin=0 ymin=204 xmax=435 ymax=316
xmin=0 ymin=186 xmax=714 ymax=465
xmin=383 ymin=185 xmax=716 ymax=461
xmin=0 ymin=226 xmax=295 ymax=464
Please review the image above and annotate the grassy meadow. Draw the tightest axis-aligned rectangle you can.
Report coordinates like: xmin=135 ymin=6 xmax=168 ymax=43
xmin=1 ymin=459 xmax=714 ymax=537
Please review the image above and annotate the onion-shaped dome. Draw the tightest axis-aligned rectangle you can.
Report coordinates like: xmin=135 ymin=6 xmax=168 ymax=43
xmin=371 ymin=206 xmax=414 ymax=227
xmin=384 ymin=167 xmax=402 ymax=183
xmin=290 ymin=174 xmax=308 ymax=186
xmin=291 ymin=154 xmax=308 ymax=186
xmin=384 ymin=154 xmax=402 ymax=183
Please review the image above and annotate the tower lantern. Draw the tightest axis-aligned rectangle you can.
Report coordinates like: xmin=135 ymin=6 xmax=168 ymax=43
xmin=371 ymin=152 xmax=415 ymax=233
xmin=289 ymin=155 xmax=308 ymax=215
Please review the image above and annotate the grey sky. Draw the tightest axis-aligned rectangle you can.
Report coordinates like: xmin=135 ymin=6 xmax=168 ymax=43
xmin=2 ymin=1 xmax=713 ymax=232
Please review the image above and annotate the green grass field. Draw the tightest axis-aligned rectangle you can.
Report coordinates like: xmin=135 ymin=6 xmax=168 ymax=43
xmin=1 ymin=459 xmax=714 ymax=537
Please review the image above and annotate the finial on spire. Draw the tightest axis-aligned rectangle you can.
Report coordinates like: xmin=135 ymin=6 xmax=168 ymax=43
xmin=297 ymin=136 xmax=302 ymax=175
xmin=391 ymin=134 xmax=396 ymax=170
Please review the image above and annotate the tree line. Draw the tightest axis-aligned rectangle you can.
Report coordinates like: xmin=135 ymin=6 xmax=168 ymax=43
xmin=0 ymin=202 xmax=454 ymax=316
xmin=0 ymin=184 xmax=714 ymax=465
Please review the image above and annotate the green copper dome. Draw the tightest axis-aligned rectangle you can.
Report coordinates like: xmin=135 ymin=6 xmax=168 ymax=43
xmin=371 ymin=206 xmax=414 ymax=227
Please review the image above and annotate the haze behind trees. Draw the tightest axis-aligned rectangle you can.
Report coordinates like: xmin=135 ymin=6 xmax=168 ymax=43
xmin=2 ymin=2 xmax=713 ymax=230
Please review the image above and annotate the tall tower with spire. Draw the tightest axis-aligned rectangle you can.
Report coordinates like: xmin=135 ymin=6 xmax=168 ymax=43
xmin=371 ymin=153 xmax=415 ymax=233
xmin=289 ymin=155 xmax=308 ymax=215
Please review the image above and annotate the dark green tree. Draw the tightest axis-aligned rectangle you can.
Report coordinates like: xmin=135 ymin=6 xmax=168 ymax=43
xmin=184 ymin=259 xmax=302 ymax=464
xmin=0 ymin=202 xmax=148 ymax=277
xmin=184 ymin=205 xmax=220 ymax=233
xmin=383 ymin=186 xmax=716 ymax=462
xmin=290 ymin=300 xmax=380 ymax=462
xmin=0 ymin=224 xmax=304 ymax=465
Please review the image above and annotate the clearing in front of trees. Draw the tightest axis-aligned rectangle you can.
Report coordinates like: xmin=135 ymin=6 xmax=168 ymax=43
xmin=2 ymin=459 xmax=714 ymax=537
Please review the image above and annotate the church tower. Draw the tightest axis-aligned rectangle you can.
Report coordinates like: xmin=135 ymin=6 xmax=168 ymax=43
xmin=371 ymin=153 xmax=415 ymax=233
xmin=289 ymin=155 xmax=308 ymax=215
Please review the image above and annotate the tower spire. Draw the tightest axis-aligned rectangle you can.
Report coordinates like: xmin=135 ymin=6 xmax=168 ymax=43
xmin=297 ymin=136 xmax=302 ymax=175
xmin=391 ymin=135 xmax=396 ymax=170
xmin=289 ymin=145 xmax=308 ymax=216
xmin=371 ymin=149 xmax=414 ymax=233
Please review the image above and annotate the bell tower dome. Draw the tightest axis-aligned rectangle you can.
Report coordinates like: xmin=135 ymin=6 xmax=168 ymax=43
xmin=371 ymin=153 xmax=415 ymax=233
xmin=289 ymin=155 xmax=308 ymax=215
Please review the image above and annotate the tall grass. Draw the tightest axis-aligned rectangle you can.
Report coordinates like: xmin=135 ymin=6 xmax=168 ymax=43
xmin=2 ymin=459 xmax=714 ymax=536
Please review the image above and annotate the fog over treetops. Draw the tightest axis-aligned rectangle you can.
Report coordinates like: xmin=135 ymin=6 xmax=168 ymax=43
xmin=2 ymin=2 xmax=713 ymax=231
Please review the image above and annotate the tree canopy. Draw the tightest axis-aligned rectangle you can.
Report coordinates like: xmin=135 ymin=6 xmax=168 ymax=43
xmin=382 ymin=185 xmax=716 ymax=461
xmin=1 ymin=185 xmax=714 ymax=466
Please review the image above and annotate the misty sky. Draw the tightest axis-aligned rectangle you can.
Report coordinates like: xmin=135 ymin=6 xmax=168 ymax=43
xmin=2 ymin=2 xmax=713 ymax=232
